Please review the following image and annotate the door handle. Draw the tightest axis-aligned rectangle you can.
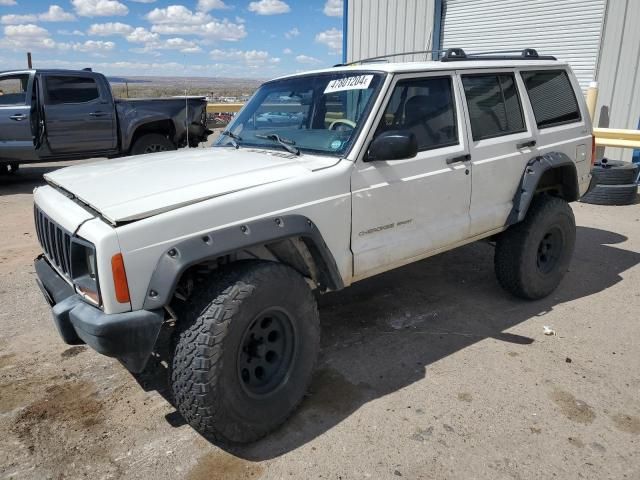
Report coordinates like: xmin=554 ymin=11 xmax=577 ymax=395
xmin=517 ymin=139 xmax=536 ymax=149
xmin=446 ymin=153 xmax=471 ymax=165
xmin=9 ymin=114 xmax=27 ymax=121
xmin=89 ymin=111 xmax=107 ymax=117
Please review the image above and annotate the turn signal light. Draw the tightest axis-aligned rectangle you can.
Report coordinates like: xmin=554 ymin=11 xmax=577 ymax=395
xmin=111 ymin=253 xmax=131 ymax=304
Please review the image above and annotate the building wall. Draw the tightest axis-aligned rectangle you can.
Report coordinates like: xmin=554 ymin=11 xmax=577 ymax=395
xmin=346 ymin=0 xmax=436 ymax=63
xmin=593 ymin=0 xmax=640 ymax=162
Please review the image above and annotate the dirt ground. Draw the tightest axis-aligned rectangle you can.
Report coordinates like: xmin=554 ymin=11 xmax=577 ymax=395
xmin=1 ymin=161 xmax=639 ymax=480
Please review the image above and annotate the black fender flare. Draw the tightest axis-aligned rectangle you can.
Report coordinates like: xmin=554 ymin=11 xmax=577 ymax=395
xmin=142 ymin=215 xmax=344 ymax=310
xmin=507 ymin=152 xmax=578 ymax=225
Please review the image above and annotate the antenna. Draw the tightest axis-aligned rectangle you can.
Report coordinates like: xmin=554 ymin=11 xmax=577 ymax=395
xmin=183 ymin=54 xmax=189 ymax=148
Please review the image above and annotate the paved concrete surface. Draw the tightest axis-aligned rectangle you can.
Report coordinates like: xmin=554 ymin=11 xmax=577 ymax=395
xmin=0 ymin=161 xmax=639 ymax=480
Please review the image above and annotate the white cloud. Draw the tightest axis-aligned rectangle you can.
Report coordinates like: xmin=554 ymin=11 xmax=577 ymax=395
xmin=130 ymin=0 xmax=156 ymax=3
xmin=295 ymin=54 xmax=322 ymax=64
xmin=88 ymin=22 xmax=133 ymax=36
xmin=1 ymin=14 xmax=37 ymax=25
xmin=315 ymin=27 xmax=342 ymax=54
xmin=72 ymin=40 xmax=115 ymax=52
xmin=126 ymin=27 xmax=158 ymax=43
xmin=1 ymin=5 xmax=76 ymax=24
xmin=71 ymin=0 xmax=128 ymax=17
xmin=162 ymin=37 xmax=202 ymax=53
xmin=40 ymin=5 xmax=76 ymax=22
xmin=0 ymin=0 xmax=17 ymax=5
xmin=283 ymin=47 xmax=292 ymax=54
xmin=146 ymin=6 xmax=246 ymax=40
xmin=1 ymin=24 xmax=58 ymax=49
xmin=248 ymin=0 xmax=290 ymax=15
xmin=284 ymin=27 xmax=299 ymax=39
xmin=210 ymin=48 xmax=280 ymax=65
xmin=58 ymin=29 xmax=85 ymax=36
xmin=197 ymin=0 xmax=230 ymax=12
xmin=323 ymin=0 xmax=343 ymax=17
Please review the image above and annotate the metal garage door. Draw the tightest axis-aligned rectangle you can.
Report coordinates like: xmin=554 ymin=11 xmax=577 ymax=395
xmin=440 ymin=0 xmax=606 ymax=91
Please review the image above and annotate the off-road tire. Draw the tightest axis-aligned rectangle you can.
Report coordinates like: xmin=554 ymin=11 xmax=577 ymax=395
xmin=495 ymin=195 xmax=576 ymax=300
xmin=130 ymin=133 xmax=175 ymax=155
xmin=580 ymin=183 xmax=638 ymax=206
xmin=590 ymin=159 xmax=639 ymax=186
xmin=170 ymin=261 xmax=320 ymax=444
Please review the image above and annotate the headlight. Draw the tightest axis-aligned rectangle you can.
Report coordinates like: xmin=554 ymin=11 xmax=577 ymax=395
xmin=70 ymin=237 xmax=100 ymax=306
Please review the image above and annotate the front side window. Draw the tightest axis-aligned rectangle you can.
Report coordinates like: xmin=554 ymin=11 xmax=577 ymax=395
xmin=0 ymin=74 xmax=29 ymax=106
xmin=45 ymin=76 xmax=100 ymax=105
xmin=375 ymin=76 xmax=458 ymax=151
xmin=462 ymin=74 xmax=526 ymax=141
xmin=215 ymin=72 xmax=384 ymax=156
xmin=521 ymin=70 xmax=581 ymax=128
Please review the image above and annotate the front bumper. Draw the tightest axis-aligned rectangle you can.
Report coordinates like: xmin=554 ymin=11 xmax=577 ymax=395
xmin=34 ymin=256 xmax=164 ymax=373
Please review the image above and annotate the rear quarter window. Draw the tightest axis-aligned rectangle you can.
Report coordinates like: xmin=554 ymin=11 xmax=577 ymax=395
xmin=521 ymin=70 xmax=581 ymax=128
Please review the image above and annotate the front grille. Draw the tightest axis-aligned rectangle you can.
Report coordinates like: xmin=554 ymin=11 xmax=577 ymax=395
xmin=34 ymin=205 xmax=73 ymax=279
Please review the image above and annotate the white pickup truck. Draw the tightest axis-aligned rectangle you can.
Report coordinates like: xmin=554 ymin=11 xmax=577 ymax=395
xmin=33 ymin=48 xmax=594 ymax=443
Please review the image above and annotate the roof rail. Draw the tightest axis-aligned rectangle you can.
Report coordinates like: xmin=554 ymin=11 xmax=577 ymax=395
xmin=334 ymin=49 xmax=446 ymax=67
xmin=440 ymin=48 xmax=556 ymax=62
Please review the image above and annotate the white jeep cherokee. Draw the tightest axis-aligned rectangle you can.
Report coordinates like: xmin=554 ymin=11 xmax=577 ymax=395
xmin=33 ymin=48 xmax=594 ymax=443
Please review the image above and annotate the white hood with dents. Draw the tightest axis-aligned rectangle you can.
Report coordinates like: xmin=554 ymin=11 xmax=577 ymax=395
xmin=44 ymin=147 xmax=340 ymax=224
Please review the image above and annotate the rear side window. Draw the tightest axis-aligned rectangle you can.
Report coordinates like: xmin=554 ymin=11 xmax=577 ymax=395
xmin=45 ymin=76 xmax=100 ymax=105
xmin=521 ymin=70 xmax=581 ymax=128
xmin=0 ymin=74 xmax=29 ymax=106
xmin=376 ymin=76 xmax=458 ymax=151
xmin=462 ymin=74 xmax=526 ymax=141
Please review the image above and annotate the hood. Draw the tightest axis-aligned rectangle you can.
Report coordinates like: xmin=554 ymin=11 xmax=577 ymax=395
xmin=44 ymin=147 xmax=339 ymax=224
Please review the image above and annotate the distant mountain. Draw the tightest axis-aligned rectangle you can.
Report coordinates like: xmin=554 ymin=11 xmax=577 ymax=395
xmin=107 ymin=77 xmax=150 ymax=84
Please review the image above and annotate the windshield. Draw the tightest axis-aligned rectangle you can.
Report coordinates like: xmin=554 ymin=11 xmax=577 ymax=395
xmin=215 ymin=72 xmax=384 ymax=156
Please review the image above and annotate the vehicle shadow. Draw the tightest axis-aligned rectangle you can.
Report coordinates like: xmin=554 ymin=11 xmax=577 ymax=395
xmin=0 ymin=164 xmax=66 ymax=195
xmin=133 ymin=225 xmax=640 ymax=460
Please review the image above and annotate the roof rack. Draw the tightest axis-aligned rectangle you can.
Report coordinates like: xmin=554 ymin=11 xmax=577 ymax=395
xmin=440 ymin=48 xmax=556 ymax=62
xmin=335 ymin=48 xmax=556 ymax=67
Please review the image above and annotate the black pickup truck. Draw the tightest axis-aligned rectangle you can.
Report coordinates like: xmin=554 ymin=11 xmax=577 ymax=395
xmin=0 ymin=69 xmax=211 ymax=174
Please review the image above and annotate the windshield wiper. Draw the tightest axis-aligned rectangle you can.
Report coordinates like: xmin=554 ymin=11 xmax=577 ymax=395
xmin=254 ymin=133 xmax=300 ymax=155
xmin=221 ymin=130 xmax=242 ymax=149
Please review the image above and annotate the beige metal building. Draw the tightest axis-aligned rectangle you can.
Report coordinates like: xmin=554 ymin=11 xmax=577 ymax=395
xmin=344 ymin=0 xmax=640 ymax=161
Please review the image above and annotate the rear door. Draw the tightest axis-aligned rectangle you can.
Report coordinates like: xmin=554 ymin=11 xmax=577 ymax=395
xmin=459 ymin=69 xmax=535 ymax=236
xmin=41 ymin=74 xmax=116 ymax=155
xmin=0 ymin=72 xmax=37 ymax=162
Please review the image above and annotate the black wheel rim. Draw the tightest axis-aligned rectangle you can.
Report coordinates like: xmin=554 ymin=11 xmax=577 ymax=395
xmin=536 ymin=226 xmax=564 ymax=274
xmin=144 ymin=144 xmax=167 ymax=153
xmin=237 ymin=308 xmax=295 ymax=397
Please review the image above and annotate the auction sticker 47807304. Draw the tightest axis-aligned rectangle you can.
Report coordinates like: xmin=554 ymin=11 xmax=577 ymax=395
xmin=324 ymin=75 xmax=374 ymax=94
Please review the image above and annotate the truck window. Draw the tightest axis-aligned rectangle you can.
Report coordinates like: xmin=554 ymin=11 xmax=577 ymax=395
xmin=462 ymin=73 xmax=526 ymax=141
xmin=0 ymin=74 xmax=29 ymax=106
xmin=45 ymin=76 xmax=100 ymax=105
xmin=376 ymin=76 xmax=458 ymax=151
xmin=521 ymin=70 xmax=581 ymax=129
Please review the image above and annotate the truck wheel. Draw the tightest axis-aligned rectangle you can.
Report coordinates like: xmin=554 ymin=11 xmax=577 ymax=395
xmin=495 ymin=195 xmax=576 ymax=300
xmin=130 ymin=134 xmax=175 ymax=155
xmin=170 ymin=261 xmax=320 ymax=443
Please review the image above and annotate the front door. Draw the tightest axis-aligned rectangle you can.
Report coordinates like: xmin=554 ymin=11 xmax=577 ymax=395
xmin=351 ymin=73 xmax=472 ymax=278
xmin=0 ymin=72 xmax=37 ymax=162
xmin=41 ymin=74 xmax=116 ymax=155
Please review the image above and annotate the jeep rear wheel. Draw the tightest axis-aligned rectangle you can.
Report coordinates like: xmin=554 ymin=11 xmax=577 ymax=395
xmin=170 ymin=261 xmax=320 ymax=444
xmin=495 ymin=195 xmax=576 ymax=300
xmin=130 ymin=133 xmax=175 ymax=155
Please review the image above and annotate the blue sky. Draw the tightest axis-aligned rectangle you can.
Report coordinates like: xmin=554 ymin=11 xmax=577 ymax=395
xmin=0 ymin=0 xmax=343 ymax=77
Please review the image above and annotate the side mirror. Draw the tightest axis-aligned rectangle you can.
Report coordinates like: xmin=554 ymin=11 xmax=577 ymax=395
xmin=366 ymin=130 xmax=418 ymax=161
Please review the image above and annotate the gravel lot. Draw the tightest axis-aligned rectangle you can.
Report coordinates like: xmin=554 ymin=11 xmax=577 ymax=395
xmin=1 ymin=161 xmax=639 ymax=480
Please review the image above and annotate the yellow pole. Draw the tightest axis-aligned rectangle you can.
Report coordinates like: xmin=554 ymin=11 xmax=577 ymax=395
xmin=586 ymin=81 xmax=599 ymax=121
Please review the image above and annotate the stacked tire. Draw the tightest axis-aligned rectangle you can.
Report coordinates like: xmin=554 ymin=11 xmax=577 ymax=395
xmin=580 ymin=159 xmax=639 ymax=206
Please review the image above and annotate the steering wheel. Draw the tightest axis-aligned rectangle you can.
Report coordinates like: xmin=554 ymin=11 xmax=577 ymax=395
xmin=329 ymin=119 xmax=357 ymax=131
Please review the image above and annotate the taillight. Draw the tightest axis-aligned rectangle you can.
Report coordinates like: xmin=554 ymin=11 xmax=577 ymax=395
xmin=591 ymin=135 xmax=596 ymax=166
xmin=111 ymin=253 xmax=130 ymax=304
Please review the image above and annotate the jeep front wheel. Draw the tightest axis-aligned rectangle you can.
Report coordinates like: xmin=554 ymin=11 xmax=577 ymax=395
xmin=494 ymin=195 xmax=576 ymax=300
xmin=170 ymin=261 xmax=320 ymax=443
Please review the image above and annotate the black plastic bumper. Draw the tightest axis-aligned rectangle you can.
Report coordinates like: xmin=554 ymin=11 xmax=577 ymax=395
xmin=34 ymin=256 xmax=164 ymax=373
